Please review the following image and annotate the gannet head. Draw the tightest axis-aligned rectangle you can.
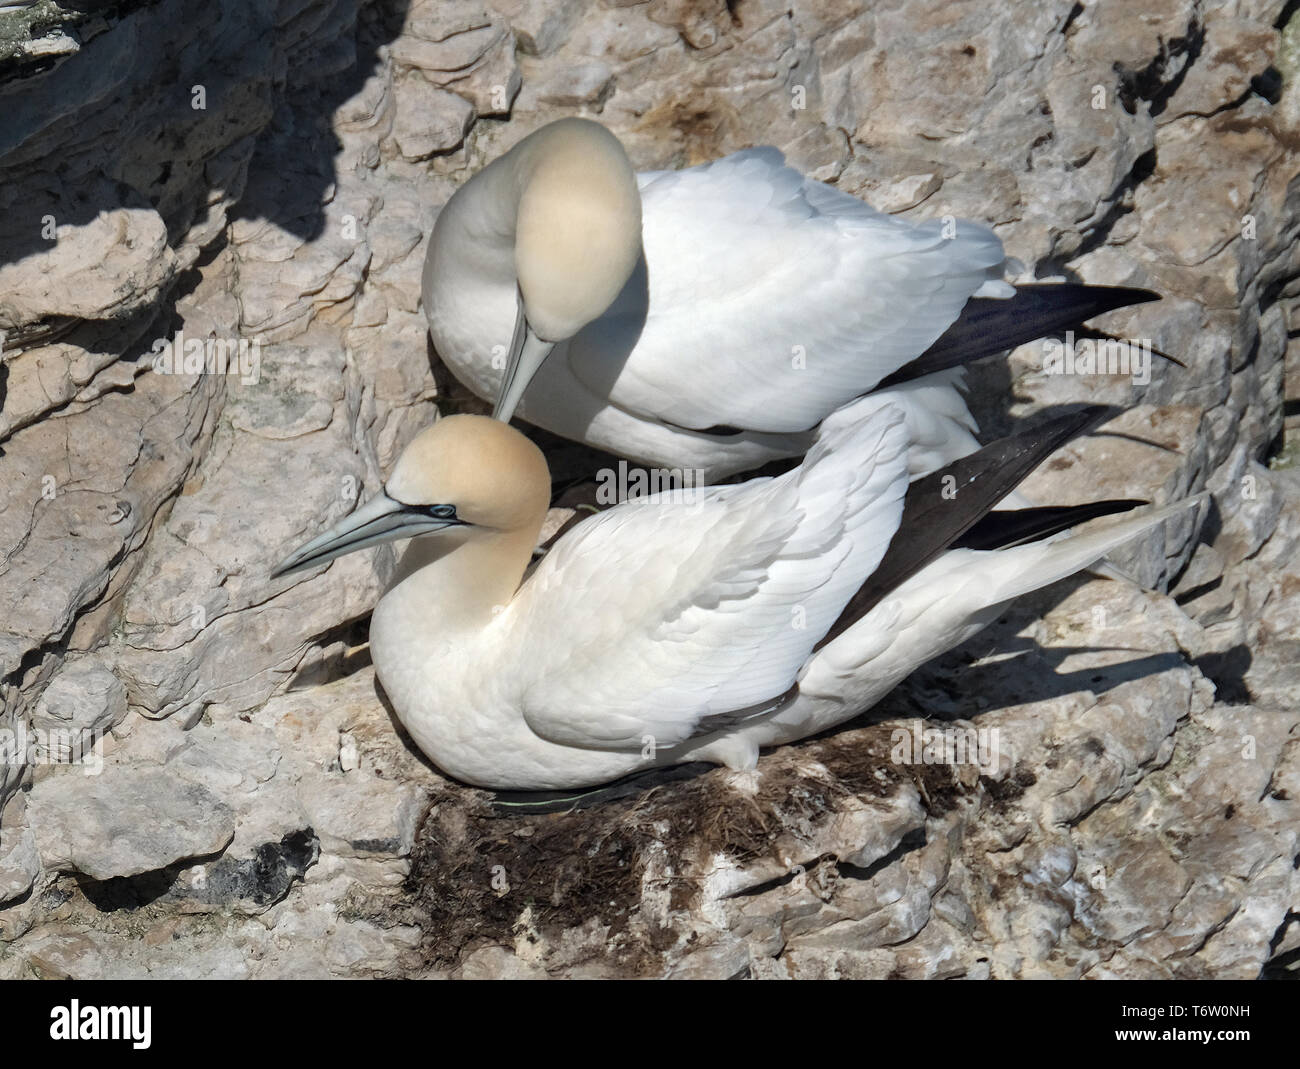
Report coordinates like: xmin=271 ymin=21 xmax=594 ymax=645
xmin=271 ymin=416 xmax=551 ymax=578
xmin=494 ymin=118 xmax=642 ymax=422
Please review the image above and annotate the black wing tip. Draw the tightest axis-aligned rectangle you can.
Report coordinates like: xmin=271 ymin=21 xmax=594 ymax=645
xmin=887 ymin=284 xmax=1165 ymax=387
xmin=1032 ymin=402 xmax=1122 ymax=442
xmin=994 ymin=404 xmax=1122 ymax=484
xmin=955 ymin=498 xmax=1150 ymax=552
xmin=1009 ymin=282 xmax=1164 ymax=325
xmin=1120 ymin=286 xmax=1162 ymax=306
xmin=1015 ymin=282 xmax=1162 ymax=310
xmin=815 ymin=403 xmax=1124 ymax=651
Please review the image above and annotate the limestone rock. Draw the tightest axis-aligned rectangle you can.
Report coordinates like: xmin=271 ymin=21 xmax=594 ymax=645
xmin=393 ymin=79 xmax=476 ymax=160
xmin=0 ymin=0 xmax=1296 ymax=980
xmin=28 ymin=766 xmax=236 ymax=881
xmin=0 ymin=795 xmax=40 ymax=907
xmin=29 ymin=658 xmax=127 ymax=763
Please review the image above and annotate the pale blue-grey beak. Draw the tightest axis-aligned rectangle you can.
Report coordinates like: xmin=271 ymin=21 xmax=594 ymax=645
xmin=271 ymin=491 xmax=461 ymax=579
xmin=492 ymin=290 xmax=556 ymax=423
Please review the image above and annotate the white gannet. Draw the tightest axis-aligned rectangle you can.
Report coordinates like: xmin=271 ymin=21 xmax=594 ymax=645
xmin=421 ymin=117 xmax=1157 ymax=479
xmin=272 ymin=403 xmax=1202 ymax=791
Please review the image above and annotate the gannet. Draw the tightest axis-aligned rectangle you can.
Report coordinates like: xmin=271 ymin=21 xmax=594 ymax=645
xmin=272 ymin=404 xmax=1202 ymax=791
xmin=421 ymin=118 xmax=1157 ymax=479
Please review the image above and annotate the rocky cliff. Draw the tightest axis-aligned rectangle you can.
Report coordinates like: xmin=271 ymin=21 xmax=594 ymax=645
xmin=0 ymin=0 xmax=1297 ymax=978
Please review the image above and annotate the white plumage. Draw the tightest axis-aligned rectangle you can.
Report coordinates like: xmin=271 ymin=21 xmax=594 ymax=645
xmin=273 ymin=406 xmax=1201 ymax=791
xmin=511 ymin=401 xmax=910 ymax=748
xmin=423 ymin=120 xmax=1011 ymax=479
xmin=265 ymin=122 xmax=1184 ymax=792
xmin=566 ymin=149 xmax=1009 ymax=433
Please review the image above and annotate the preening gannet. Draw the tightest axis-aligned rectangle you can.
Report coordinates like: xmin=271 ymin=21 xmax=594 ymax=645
xmin=421 ymin=117 xmax=1158 ymax=479
xmin=273 ymin=406 xmax=1202 ymax=791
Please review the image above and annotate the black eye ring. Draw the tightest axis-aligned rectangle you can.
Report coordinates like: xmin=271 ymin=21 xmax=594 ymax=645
xmin=427 ymin=504 xmax=457 ymax=520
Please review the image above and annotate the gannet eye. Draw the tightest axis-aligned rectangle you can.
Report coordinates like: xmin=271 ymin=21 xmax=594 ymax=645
xmin=427 ymin=504 xmax=457 ymax=520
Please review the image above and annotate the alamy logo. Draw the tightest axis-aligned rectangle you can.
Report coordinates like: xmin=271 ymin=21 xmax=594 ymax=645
xmin=595 ymin=460 xmax=705 ymax=505
xmin=0 ymin=722 xmax=103 ymax=775
xmin=889 ymin=720 xmax=1001 ymax=773
xmin=1042 ymin=331 xmax=1151 ymax=385
xmin=151 ymin=329 xmax=262 ymax=385
xmin=49 ymin=1000 xmax=151 ymax=1049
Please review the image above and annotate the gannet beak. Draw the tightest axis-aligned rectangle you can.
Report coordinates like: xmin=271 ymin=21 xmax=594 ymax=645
xmin=271 ymin=491 xmax=461 ymax=579
xmin=492 ymin=291 xmax=556 ymax=423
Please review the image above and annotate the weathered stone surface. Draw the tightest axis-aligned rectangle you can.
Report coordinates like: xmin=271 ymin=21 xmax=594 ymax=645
xmin=0 ymin=0 xmax=1296 ymax=979
xmin=29 ymin=658 xmax=127 ymax=763
xmin=393 ymin=78 xmax=476 ymax=159
xmin=27 ymin=766 xmax=236 ymax=881
xmin=0 ymin=794 xmax=40 ymax=906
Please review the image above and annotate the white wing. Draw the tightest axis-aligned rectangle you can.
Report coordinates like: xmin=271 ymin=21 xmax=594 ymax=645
xmin=565 ymin=147 xmax=1010 ymax=434
xmin=802 ymin=497 xmax=1209 ymax=703
xmin=508 ymin=401 xmax=911 ymax=750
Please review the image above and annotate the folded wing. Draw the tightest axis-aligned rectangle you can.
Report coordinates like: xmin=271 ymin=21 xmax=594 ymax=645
xmin=511 ymin=403 xmax=912 ymax=749
xmin=566 ymin=147 xmax=1010 ymax=434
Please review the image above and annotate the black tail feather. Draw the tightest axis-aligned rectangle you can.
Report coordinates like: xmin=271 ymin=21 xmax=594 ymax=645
xmin=881 ymin=284 xmax=1161 ymax=386
xmin=814 ymin=404 xmax=1119 ymax=651
xmin=954 ymin=499 xmax=1147 ymax=551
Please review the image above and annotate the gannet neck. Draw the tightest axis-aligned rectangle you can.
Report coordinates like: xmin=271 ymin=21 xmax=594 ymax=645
xmin=383 ymin=523 xmax=539 ymax=632
xmin=423 ymin=119 xmax=642 ymax=344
